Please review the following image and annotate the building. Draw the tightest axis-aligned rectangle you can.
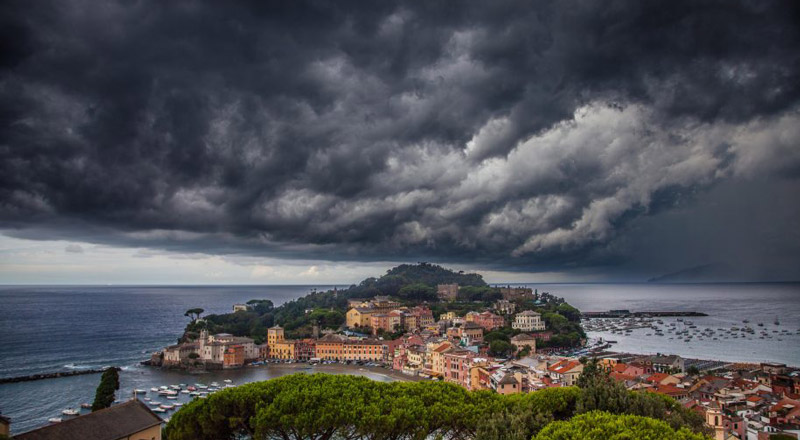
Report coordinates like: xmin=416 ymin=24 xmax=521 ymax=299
xmin=232 ymin=303 xmax=249 ymax=312
xmin=342 ymin=339 xmax=385 ymax=362
xmin=510 ymin=334 xmax=537 ymax=353
xmin=437 ymin=284 xmax=458 ymax=301
xmin=547 ymin=359 xmax=583 ymax=386
xmin=472 ymin=311 xmax=504 ymax=330
xmin=223 ymin=344 xmax=245 ymax=368
xmin=512 ymin=310 xmax=546 ymax=331
xmin=267 ymin=326 xmax=285 ymax=346
xmin=294 ymin=339 xmax=316 ymax=361
xmin=162 ymin=331 xmax=257 ymax=368
xmin=14 ymin=400 xmax=162 ymax=440
xmin=495 ymin=299 xmax=516 ymax=315
xmin=346 ymin=308 xmax=374 ymax=328
xmin=316 ymin=334 xmax=346 ymax=360
xmin=460 ymin=322 xmax=484 ymax=344
xmin=440 ymin=311 xmax=457 ymax=321
xmin=270 ymin=340 xmax=295 ymax=360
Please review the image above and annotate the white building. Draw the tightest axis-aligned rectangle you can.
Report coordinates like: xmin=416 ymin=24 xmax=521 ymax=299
xmin=512 ymin=310 xmax=545 ymax=331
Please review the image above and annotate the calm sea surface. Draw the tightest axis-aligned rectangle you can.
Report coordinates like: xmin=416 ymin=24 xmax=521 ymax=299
xmin=1 ymin=283 xmax=799 ymax=434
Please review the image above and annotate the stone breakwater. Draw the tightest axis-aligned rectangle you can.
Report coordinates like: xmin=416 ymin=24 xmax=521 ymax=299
xmin=0 ymin=368 xmax=110 ymax=384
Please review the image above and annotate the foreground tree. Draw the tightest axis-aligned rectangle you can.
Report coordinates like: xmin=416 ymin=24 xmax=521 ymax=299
xmin=533 ymin=411 xmax=708 ymax=440
xmin=165 ymin=373 xmax=708 ymax=440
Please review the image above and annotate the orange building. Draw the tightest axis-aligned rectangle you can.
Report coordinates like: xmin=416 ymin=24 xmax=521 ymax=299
xmin=223 ymin=344 xmax=244 ymax=368
xmin=317 ymin=334 xmax=346 ymax=360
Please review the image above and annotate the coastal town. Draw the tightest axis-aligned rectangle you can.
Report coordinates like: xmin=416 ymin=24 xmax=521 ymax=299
xmin=150 ymin=284 xmax=800 ymax=440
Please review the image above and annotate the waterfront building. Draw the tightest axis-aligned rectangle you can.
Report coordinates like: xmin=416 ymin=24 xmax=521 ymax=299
xmin=437 ymin=284 xmax=458 ymax=301
xmin=342 ymin=339 xmax=385 ymax=362
xmin=512 ymin=310 xmax=546 ymax=331
xmin=267 ymin=326 xmax=285 ymax=346
xmin=232 ymin=303 xmax=249 ymax=312
xmin=14 ymin=400 xmax=162 ymax=440
xmin=316 ymin=334 xmax=346 ymax=361
xmin=223 ymin=344 xmax=244 ymax=368
xmin=271 ymin=340 xmax=295 ymax=360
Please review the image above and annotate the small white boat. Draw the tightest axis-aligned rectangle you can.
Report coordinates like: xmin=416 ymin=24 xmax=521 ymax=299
xmin=150 ymin=387 xmax=159 ymax=392
xmin=149 ymin=401 xmax=161 ymax=406
xmin=48 ymin=418 xmax=62 ymax=423
xmin=223 ymin=379 xmax=232 ymax=383
xmin=159 ymin=385 xmax=168 ymax=390
xmin=152 ymin=407 xmax=166 ymax=413
xmin=180 ymin=390 xmax=190 ymax=394
xmin=62 ymin=408 xmax=79 ymax=416
xmin=144 ymin=397 xmax=151 ymax=401
xmin=134 ymin=389 xmax=147 ymax=394
xmin=80 ymin=403 xmax=92 ymax=409
xmin=166 ymin=396 xmax=177 ymax=400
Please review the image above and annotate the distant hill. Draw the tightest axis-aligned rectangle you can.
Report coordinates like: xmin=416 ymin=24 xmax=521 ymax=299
xmin=648 ymin=262 xmax=736 ymax=283
xmin=383 ymin=263 xmax=487 ymax=287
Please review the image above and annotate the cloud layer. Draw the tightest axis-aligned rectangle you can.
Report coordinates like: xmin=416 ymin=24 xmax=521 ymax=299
xmin=1 ymin=0 xmax=800 ymax=280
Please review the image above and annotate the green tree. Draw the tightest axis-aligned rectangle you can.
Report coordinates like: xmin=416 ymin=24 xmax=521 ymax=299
xmin=489 ymin=340 xmax=513 ymax=357
xmin=91 ymin=367 xmax=120 ymax=411
xmin=184 ymin=308 xmax=204 ymax=321
xmin=397 ymin=283 xmax=437 ymax=301
xmin=534 ymin=411 xmax=709 ymax=440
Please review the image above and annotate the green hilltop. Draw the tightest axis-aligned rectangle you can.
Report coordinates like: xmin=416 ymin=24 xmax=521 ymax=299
xmin=182 ymin=262 xmax=583 ymax=347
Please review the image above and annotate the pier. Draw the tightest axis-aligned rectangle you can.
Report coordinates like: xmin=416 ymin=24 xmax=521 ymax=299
xmin=0 ymin=367 xmax=110 ymax=384
xmin=582 ymin=310 xmax=708 ymax=318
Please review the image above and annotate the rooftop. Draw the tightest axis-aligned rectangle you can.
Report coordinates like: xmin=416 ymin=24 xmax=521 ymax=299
xmin=15 ymin=400 xmax=161 ymax=440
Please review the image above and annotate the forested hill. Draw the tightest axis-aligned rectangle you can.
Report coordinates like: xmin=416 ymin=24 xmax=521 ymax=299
xmin=183 ymin=263 xmax=487 ymax=342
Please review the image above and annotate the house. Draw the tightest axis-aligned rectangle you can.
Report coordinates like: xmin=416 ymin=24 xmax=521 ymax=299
xmin=232 ymin=303 xmax=250 ymax=312
xmin=473 ymin=311 xmax=504 ymax=331
xmin=346 ymin=308 xmax=375 ymax=328
xmin=649 ymin=354 xmax=685 ymax=373
xmin=437 ymin=284 xmax=458 ymax=301
xmin=510 ymin=334 xmax=536 ymax=353
xmin=491 ymin=370 xmax=524 ymax=395
xmin=512 ymin=310 xmax=546 ymax=331
xmin=460 ymin=322 xmax=484 ymax=344
xmin=548 ymin=359 xmax=584 ymax=386
xmin=14 ymin=400 xmax=162 ymax=440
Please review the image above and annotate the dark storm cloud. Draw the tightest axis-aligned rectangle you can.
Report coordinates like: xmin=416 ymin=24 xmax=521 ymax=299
xmin=1 ymin=0 xmax=800 ymax=279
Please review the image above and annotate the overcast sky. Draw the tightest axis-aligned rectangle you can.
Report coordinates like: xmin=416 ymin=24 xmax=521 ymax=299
xmin=1 ymin=1 xmax=799 ymax=284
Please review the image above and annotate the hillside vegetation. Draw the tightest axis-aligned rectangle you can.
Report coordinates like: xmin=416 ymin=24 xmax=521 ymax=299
xmin=184 ymin=263 xmax=487 ymax=341
xmin=183 ymin=262 xmax=583 ymax=346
